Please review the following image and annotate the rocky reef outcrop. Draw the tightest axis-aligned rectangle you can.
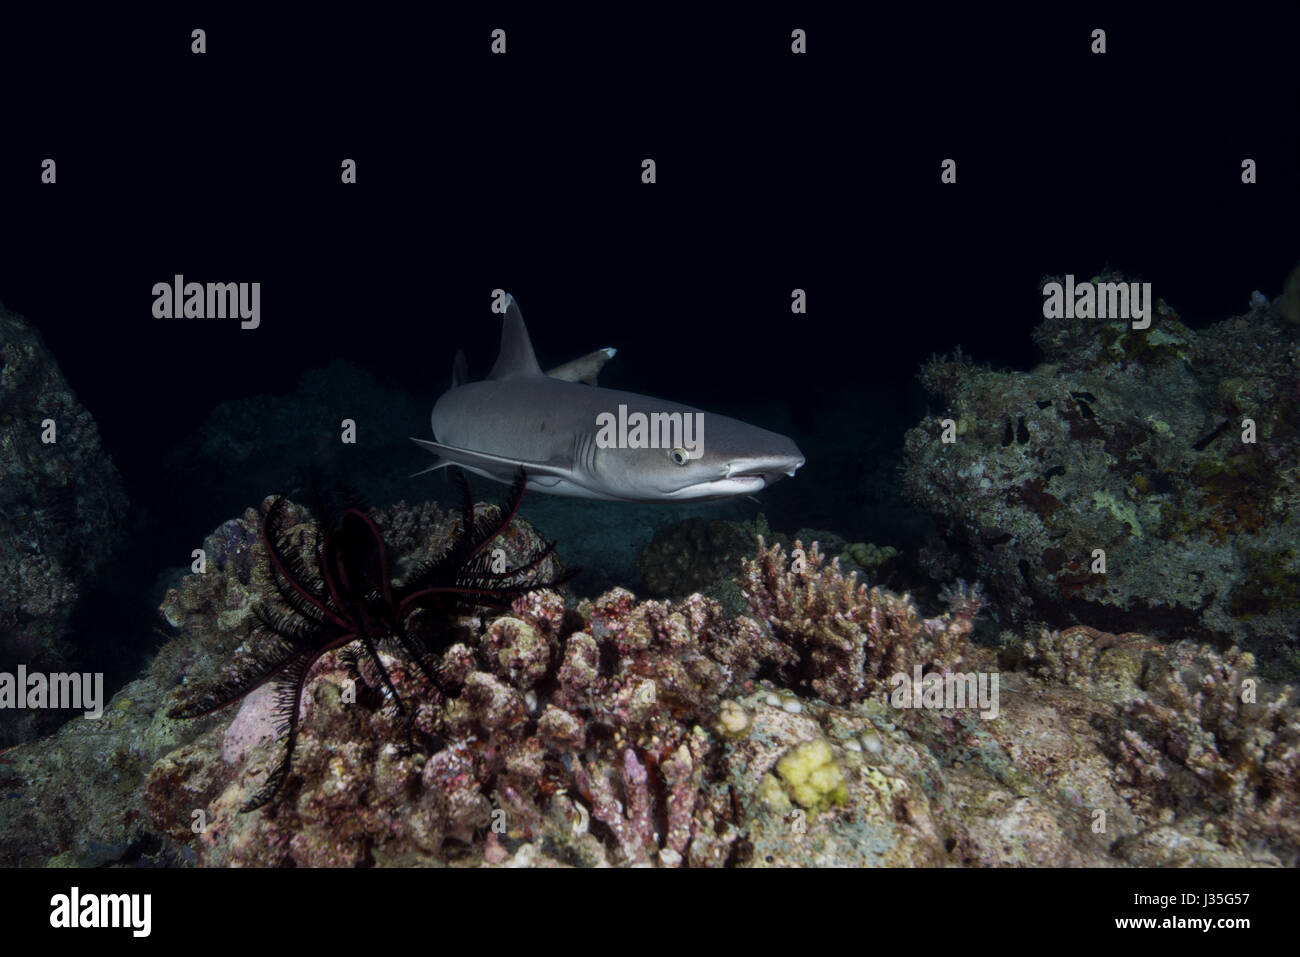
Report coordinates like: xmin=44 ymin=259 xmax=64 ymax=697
xmin=0 ymin=303 xmax=128 ymax=745
xmin=904 ymin=279 xmax=1300 ymax=676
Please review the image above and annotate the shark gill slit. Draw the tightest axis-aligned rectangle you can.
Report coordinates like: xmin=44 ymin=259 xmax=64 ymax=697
xmin=579 ymin=430 xmax=598 ymax=474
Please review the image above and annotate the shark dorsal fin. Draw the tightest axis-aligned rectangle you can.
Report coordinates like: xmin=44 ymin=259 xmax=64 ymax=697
xmin=451 ymin=349 xmax=469 ymax=388
xmin=546 ymin=347 xmax=617 ymax=385
xmin=487 ymin=294 xmax=544 ymax=380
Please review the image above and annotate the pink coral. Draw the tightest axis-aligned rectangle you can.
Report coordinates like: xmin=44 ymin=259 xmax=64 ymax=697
xmin=738 ymin=536 xmax=977 ymax=705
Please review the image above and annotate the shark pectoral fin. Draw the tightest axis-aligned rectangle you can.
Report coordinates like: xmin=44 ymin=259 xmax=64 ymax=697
xmin=410 ymin=437 xmax=575 ymax=480
xmin=408 ymin=437 xmax=451 ymax=477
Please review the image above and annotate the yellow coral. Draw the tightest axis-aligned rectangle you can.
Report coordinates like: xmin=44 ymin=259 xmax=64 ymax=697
xmin=757 ymin=773 xmax=792 ymax=813
xmin=775 ymin=739 xmax=848 ymax=810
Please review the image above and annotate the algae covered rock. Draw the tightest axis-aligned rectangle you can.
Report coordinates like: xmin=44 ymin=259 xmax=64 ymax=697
xmin=903 ymin=279 xmax=1300 ymax=675
xmin=636 ymin=516 xmax=752 ymax=597
xmin=0 ymin=303 xmax=129 ymax=744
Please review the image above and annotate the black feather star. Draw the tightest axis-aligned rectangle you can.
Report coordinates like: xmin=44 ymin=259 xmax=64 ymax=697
xmin=168 ymin=468 xmax=569 ymax=812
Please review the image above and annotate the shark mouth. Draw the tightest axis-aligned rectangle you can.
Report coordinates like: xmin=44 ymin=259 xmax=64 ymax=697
xmin=667 ymin=472 xmax=772 ymax=500
xmin=724 ymin=457 xmax=805 ymax=482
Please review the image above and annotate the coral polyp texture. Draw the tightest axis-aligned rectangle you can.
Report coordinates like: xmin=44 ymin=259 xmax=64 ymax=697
xmin=903 ymin=276 xmax=1300 ymax=676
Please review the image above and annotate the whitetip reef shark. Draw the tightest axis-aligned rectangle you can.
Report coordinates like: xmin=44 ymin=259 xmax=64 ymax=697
xmin=411 ymin=295 xmax=805 ymax=502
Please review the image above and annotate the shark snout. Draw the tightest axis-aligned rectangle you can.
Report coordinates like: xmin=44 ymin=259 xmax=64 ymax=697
xmin=725 ymin=449 xmax=806 ymax=484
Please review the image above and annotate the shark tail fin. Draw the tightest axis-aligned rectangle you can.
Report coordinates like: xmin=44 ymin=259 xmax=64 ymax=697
xmin=451 ymin=349 xmax=469 ymax=389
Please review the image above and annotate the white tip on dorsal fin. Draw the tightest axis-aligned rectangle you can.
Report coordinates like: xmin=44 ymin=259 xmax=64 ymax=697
xmin=487 ymin=293 xmax=544 ymax=380
xmin=451 ymin=349 xmax=469 ymax=389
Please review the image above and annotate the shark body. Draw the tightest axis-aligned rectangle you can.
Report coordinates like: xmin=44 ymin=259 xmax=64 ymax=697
xmin=412 ymin=295 xmax=805 ymax=503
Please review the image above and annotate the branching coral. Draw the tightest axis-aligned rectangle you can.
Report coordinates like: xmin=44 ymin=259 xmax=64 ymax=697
xmin=1113 ymin=642 xmax=1300 ymax=855
xmin=432 ymin=585 xmax=774 ymax=866
xmin=1022 ymin=624 xmax=1164 ymax=691
xmin=737 ymin=536 xmax=981 ymax=705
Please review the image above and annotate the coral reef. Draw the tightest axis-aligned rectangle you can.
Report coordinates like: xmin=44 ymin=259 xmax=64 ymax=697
xmin=1115 ymin=643 xmax=1299 ymax=855
xmin=166 ymin=470 xmax=569 ymax=811
xmin=0 ymin=303 xmax=129 ymax=745
xmin=142 ymin=497 xmax=796 ymax=866
xmin=636 ymin=517 xmax=752 ymax=598
xmin=737 ymin=537 xmax=982 ymax=705
xmin=5 ymin=512 xmax=1298 ymax=868
xmin=903 ymin=275 xmax=1300 ymax=675
xmin=144 ymin=573 xmax=794 ymax=866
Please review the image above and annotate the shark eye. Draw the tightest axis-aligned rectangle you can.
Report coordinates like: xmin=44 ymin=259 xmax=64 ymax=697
xmin=669 ymin=447 xmax=690 ymax=466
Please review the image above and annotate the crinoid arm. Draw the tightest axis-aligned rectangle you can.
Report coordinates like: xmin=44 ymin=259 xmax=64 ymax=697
xmin=169 ymin=469 xmax=572 ymax=814
xmin=167 ymin=612 xmax=315 ymax=720
xmin=240 ymin=649 xmax=318 ymax=812
xmin=398 ymin=467 xmax=572 ymax=613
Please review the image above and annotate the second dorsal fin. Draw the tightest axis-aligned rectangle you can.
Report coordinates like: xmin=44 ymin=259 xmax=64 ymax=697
xmin=451 ymin=349 xmax=469 ymax=388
